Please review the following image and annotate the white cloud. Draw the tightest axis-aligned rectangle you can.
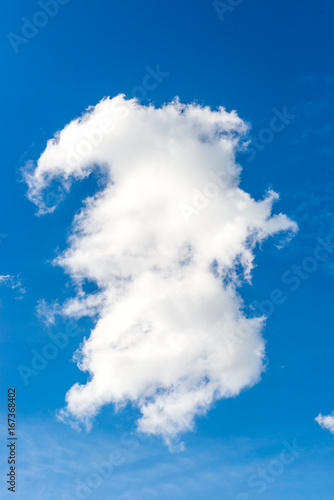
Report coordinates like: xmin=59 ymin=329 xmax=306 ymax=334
xmin=0 ymin=275 xmax=13 ymax=285
xmin=315 ymin=413 xmax=334 ymax=434
xmin=0 ymin=274 xmax=25 ymax=298
xmin=25 ymin=95 xmax=297 ymax=447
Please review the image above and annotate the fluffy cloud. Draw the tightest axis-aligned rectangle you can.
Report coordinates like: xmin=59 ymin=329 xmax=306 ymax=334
xmin=315 ymin=413 xmax=334 ymax=434
xmin=25 ymin=96 xmax=297 ymax=446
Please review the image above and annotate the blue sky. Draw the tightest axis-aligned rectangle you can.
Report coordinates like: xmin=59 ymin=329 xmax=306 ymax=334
xmin=0 ymin=0 xmax=334 ymax=498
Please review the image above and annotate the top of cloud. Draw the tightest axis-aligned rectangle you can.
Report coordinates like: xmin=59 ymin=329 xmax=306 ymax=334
xmin=25 ymin=95 xmax=297 ymax=448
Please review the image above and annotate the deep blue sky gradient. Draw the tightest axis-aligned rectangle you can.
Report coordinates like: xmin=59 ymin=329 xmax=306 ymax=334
xmin=0 ymin=0 xmax=333 ymax=498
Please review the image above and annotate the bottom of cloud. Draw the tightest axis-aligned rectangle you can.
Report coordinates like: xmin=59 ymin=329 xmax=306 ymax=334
xmin=315 ymin=412 xmax=334 ymax=434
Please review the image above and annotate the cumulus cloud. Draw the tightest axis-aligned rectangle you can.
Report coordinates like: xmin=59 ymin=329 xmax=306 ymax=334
xmin=25 ymin=95 xmax=297 ymax=446
xmin=315 ymin=412 xmax=334 ymax=434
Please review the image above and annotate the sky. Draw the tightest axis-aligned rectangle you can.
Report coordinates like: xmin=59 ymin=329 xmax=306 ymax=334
xmin=0 ymin=0 xmax=334 ymax=498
